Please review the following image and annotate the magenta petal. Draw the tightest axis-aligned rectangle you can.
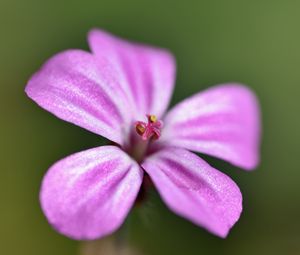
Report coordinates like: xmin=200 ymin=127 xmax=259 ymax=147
xmin=142 ymin=147 xmax=242 ymax=238
xmin=160 ymin=84 xmax=261 ymax=170
xmin=25 ymin=49 xmax=133 ymax=145
xmin=40 ymin=146 xmax=143 ymax=240
xmin=88 ymin=29 xmax=176 ymax=119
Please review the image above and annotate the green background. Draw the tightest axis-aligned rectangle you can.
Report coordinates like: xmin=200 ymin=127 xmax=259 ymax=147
xmin=1 ymin=0 xmax=299 ymax=254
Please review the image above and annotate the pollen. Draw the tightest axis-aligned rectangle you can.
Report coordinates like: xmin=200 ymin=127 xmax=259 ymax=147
xmin=135 ymin=114 xmax=163 ymax=141
xmin=148 ymin=115 xmax=157 ymax=123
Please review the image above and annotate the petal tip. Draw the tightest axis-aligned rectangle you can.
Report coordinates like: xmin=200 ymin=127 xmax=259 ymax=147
xmin=39 ymin=146 xmax=143 ymax=240
xmin=142 ymin=147 xmax=243 ymax=239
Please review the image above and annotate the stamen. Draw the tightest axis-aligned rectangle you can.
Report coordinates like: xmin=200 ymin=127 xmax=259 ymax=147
xmin=135 ymin=114 xmax=163 ymax=141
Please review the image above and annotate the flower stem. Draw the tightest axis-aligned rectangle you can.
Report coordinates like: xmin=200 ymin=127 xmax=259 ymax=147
xmin=79 ymin=217 xmax=133 ymax=255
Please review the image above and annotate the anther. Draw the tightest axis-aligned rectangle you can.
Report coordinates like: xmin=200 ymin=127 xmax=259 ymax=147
xmin=148 ymin=115 xmax=157 ymax=123
xmin=135 ymin=114 xmax=163 ymax=141
xmin=135 ymin=122 xmax=146 ymax=136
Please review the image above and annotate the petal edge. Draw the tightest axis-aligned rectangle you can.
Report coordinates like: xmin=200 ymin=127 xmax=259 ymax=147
xmin=88 ymin=29 xmax=176 ymax=119
xmin=142 ymin=147 xmax=242 ymax=237
xmin=40 ymin=146 xmax=143 ymax=240
xmin=160 ymin=84 xmax=261 ymax=170
xmin=26 ymin=49 xmax=133 ymax=145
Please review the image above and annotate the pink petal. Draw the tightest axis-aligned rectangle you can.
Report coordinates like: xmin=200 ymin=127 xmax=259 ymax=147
xmin=25 ymin=49 xmax=133 ymax=145
xmin=88 ymin=29 xmax=176 ymax=119
xmin=160 ymin=84 xmax=261 ymax=170
xmin=40 ymin=146 xmax=143 ymax=240
xmin=142 ymin=147 xmax=242 ymax=238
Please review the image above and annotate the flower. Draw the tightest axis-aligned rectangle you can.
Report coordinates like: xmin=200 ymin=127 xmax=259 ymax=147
xmin=25 ymin=29 xmax=261 ymax=240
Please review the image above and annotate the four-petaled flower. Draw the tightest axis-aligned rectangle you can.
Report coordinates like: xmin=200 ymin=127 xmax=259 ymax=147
xmin=25 ymin=29 xmax=261 ymax=240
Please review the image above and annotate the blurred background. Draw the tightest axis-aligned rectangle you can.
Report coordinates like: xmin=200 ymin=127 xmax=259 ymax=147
xmin=1 ymin=0 xmax=300 ymax=254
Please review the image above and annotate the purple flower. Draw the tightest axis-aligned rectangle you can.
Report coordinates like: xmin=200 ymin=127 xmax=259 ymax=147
xmin=25 ymin=29 xmax=261 ymax=240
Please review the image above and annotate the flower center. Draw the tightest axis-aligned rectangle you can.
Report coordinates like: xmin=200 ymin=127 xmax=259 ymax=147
xmin=125 ymin=114 xmax=163 ymax=163
xmin=135 ymin=114 xmax=163 ymax=141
